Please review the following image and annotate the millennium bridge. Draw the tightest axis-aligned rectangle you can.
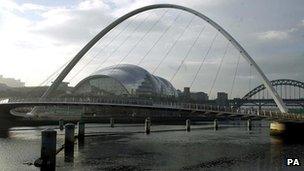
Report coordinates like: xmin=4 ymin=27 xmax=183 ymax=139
xmin=1 ymin=3 xmax=304 ymax=170
xmin=0 ymin=97 xmax=303 ymax=121
xmin=0 ymin=4 xmax=303 ymax=135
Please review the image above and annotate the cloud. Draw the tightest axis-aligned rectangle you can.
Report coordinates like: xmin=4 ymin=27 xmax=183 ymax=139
xmin=28 ymin=1 xmax=113 ymax=44
xmin=78 ymin=0 xmax=109 ymax=10
xmin=257 ymin=30 xmax=289 ymax=40
xmin=20 ymin=3 xmax=49 ymax=12
xmin=110 ymin=0 xmax=228 ymax=17
xmin=256 ymin=19 xmax=304 ymax=42
xmin=0 ymin=0 xmax=49 ymax=12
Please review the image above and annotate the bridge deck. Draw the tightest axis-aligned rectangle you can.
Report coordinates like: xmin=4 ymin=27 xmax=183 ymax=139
xmin=0 ymin=98 xmax=303 ymax=122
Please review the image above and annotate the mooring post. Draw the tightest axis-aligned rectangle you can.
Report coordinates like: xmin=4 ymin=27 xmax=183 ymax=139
xmin=77 ymin=121 xmax=85 ymax=143
xmin=59 ymin=119 xmax=64 ymax=131
xmin=214 ymin=119 xmax=218 ymax=130
xmin=247 ymin=119 xmax=252 ymax=131
xmin=110 ymin=118 xmax=114 ymax=128
xmin=41 ymin=128 xmax=57 ymax=171
xmin=186 ymin=119 xmax=191 ymax=132
xmin=64 ymin=123 xmax=75 ymax=162
xmin=145 ymin=117 xmax=151 ymax=134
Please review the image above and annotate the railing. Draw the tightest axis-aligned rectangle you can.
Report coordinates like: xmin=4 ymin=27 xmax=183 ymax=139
xmin=1 ymin=97 xmax=303 ymax=121
xmin=0 ymin=98 xmax=9 ymax=103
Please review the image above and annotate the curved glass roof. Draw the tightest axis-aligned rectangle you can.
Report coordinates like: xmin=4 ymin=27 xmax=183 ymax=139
xmin=74 ymin=64 xmax=177 ymax=97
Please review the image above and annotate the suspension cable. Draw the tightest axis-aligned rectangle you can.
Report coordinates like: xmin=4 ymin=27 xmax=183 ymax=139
xmin=229 ymin=53 xmax=241 ymax=99
xmin=39 ymin=59 xmax=73 ymax=86
xmin=67 ymin=18 xmax=135 ymax=83
xmin=91 ymin=13 xmax=152 ymax=74
xmin=209 ymin=41 xmax=231 ymax=97
xmin=137 ymin=11 xmax=182 ymax=66
xmin=190 ymin=32 xmax=219 ymax=88
xmin=284 ymin=85 xmax=287 ymax=99
xmin=280 ymin=84 xmax=283 ymax=98
xmin=110 ymin=10 xmax=169 ymax=72
xmin=249 ymin=63 xmax=252 ymax=92
xmin=24 ymin=59 xmax=71 ymax=98
xmin=152 ymin=15 xmax=195 ymax=74
xmin=293 ymin=85 xmax=296 ymax=99
xmin=170 ymin=24 xmax=206 ymax=82
xmin=289 ymin=85 xmax=292 ymax=99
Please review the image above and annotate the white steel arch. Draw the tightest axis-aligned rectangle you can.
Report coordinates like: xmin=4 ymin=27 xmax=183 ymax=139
xmin=42 ymin=4 xmax=288 ymax=113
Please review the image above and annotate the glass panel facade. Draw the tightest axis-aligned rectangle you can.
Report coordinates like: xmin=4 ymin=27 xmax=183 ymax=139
xmin=73 ymin=64 xmax=177 ymax=97
xmin=74 ymin=76 xmax=129 ymax=96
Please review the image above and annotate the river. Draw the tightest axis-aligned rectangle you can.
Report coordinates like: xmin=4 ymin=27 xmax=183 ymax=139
xmin=0 ymin=121 xmax=303 ymax=170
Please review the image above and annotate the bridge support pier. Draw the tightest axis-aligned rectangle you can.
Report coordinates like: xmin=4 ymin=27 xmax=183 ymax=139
xmin=145 ymin=117 xmax=151 ymax=134
xmin=64 ymin=123 xmax=75 ymax=162
xmin=110 ymin=118 xmax=114 ymax=128
xmin=214 ymin=119 xmax=218 ymax=130
xmin=40 ymin=128 xmax=57 ymax=171
xmin=59 ymin=119 xmax=64 ymax=131
xmin=247 ymin=119 xmax=252 ymax=131
xmin=186 ymin=119 xmax=191 ymax=132
xmin=258 ymin=104 xmax=262 ymax=114
xmin=270 ymin=121 xmax=304 ymax=141
xmin=77 ymin=121 xmax=85 ymax=144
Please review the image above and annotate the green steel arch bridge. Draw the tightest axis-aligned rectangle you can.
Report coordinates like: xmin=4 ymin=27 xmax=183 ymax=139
xmin=232 ymin=79 xmax=304 ymax=109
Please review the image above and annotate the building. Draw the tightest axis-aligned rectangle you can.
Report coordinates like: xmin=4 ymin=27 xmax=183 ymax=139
xmin=191 ymin=92 xmax=209 ymax=102
xmin=73 ymin=64 xmax=177 ymax=97
xmin=0 ymin=75 xmax=25 ymax=87
xmin=180 ymin=87 xmax=209 ymax=102
xmin=216 ymin=92 xmax=229 ymax=106
xmin=183 ymin=87 xmax=190 ymax=98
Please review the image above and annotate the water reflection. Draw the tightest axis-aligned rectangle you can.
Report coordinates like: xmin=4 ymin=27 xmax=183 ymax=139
xmin=64 ymin=148 xmax=74 ymax=163
xmin=271 ymin=135 xmax=304 ymax=145
xmin=270 ymin=136 xmax=304 ymax=170
xmin=0 ymin=129 xmax=9 ymax=138
xmin=78 ymin=139 xmax=85 ymax=149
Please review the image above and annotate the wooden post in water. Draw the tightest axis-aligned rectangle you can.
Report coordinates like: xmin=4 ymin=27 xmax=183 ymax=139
xmin=214 ymin=119 xmax=218 ymax=130
xmin=59 ymin=119 xmax=64 ymax=131
xmin=77 ymin=121 xmax=85 ymax=143
xmin=145 ymin=117 xmax=151 ymax=134
xmin=41 ymin=128 xmax=57 ymax=171
xmin=64 ymin=123 xmax=75 ymax=162
xmin=110 ymin=118 xmax=114 ymax=128
xmin=186 ymin=119 xmax=191 ymax=132
xmin=247 ymin=119 xmax=252 ymax=131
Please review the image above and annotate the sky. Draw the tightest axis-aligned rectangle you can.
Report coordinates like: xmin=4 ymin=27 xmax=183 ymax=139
xmin=0 ymin=0 xmax=303 ymax=98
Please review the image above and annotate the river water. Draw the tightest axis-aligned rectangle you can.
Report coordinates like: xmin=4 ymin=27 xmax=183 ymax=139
xmin=0 ymin=121 xmax=303 ymax=171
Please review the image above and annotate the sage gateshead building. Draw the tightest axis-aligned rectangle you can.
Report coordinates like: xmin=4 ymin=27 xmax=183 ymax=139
xmin=73 ymin=64 xmax=177 ymax=98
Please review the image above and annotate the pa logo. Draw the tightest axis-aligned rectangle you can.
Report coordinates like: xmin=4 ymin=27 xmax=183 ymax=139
xmin=286 ymin=158 xmax=300 ymax=166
